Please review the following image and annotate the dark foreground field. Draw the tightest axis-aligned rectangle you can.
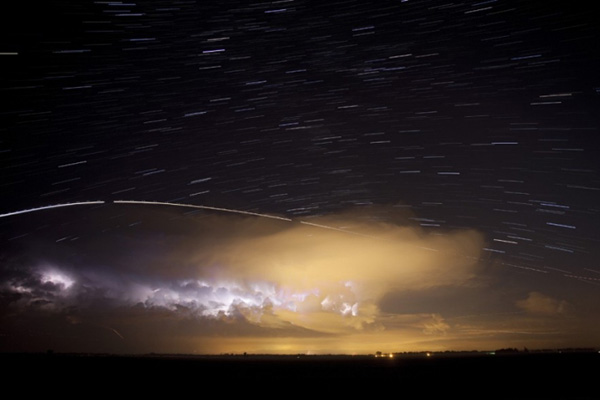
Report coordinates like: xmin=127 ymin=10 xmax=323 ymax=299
xmin=3 ymin=352 xmax=597 ymax=398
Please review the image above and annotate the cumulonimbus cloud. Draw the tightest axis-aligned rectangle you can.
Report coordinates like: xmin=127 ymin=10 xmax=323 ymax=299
xmin=1 ymin=208 xmax=486 ymax=341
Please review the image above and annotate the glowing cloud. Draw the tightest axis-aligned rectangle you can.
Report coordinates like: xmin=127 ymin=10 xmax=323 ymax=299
xmin=180 ymin=218 xmax=485 ymax=334
xmin=2 ymin=209 xmax=485 ymax=340
xmin=11 ymin=204 xmax=560 ymax=355
xmin=40 ymin=268 xmax=75 ymax=290
xmin=516 ymin=292 xmax=568 ymax=315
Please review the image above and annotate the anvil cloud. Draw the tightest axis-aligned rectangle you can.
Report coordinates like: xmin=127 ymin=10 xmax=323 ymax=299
xmin=0 ymin=207 xmax=596 ymax=354
xmin=0 ymin=207 xmax=484 ymax=352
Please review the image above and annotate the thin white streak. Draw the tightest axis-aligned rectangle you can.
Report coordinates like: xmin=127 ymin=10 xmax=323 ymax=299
xmin=111 ymin=328 xmax=125 ymax=340
xmin=113 ymin=200 xmax=292 ymax=222
xmin=0 ymin=201 xmax=105 ymax=218
xmin=299 ymin=221 xmax=377 ymax=239
xmin=546 ymin=222 xmax=576 ymax=229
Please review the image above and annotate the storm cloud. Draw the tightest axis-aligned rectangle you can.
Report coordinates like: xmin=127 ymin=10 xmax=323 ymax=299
xmin=1 ymin=204 xmax=598 ymax=354
xmin=0 ymin=205 xmax=486 ymax=352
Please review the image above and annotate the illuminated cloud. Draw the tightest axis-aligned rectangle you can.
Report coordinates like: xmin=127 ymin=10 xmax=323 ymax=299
xmin=0 ymin=208 xmax=487 ymax=352
xmin=40 ymin=268 xmax=75 ymax=290
xmin=422 ymin=314 xmax=450 ymax=335
xmin=177 ymin=216 xmax=485 ymax=334
xmin=32 ymin=207 xmax=600 ymax=355
xmin=516 ymin=292 xmax=568 ymax=315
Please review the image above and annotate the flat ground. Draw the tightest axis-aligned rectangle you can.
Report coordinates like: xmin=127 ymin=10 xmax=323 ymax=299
xmin=4 ymin=352 xmax=596 ymax=398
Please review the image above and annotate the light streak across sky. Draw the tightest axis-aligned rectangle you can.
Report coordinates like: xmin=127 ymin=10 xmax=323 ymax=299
xmin=0 ymin=201 xmax=105 ymax=218
xmin=0 ymin=200 xmax=292 ymax=222
xmin=299 ymin=220 xmax=377 ymax=238
xmin=113 ymin=200 xmax=292 ymax=222
xmin=0 ymin=199 xmax=448 ymax=256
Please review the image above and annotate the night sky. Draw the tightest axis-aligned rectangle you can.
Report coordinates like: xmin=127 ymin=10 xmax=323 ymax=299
xmin=1 ymin=0 xmax=599 ymax=354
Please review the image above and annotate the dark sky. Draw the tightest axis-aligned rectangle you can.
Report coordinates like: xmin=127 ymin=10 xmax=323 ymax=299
xmin=1 ymin=0 xmax=599 ymax=354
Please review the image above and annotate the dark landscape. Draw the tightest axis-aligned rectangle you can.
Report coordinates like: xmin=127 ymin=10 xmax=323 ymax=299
xmin=3 ymin=350 xmax=597 ymax=397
